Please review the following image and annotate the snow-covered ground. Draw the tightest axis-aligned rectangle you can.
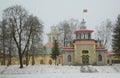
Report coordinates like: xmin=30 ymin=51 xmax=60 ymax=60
xmin=0 ymin=73 xmax=120 ymax=78
xmin=0 ymin=64 xmax=120 ymax=78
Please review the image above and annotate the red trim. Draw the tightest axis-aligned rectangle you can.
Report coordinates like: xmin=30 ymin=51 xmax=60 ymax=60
xmin=74 ymin=30 xmax=94 ymax=34
xmin=96 ymin=47 xmax=104 ymax=49
xmin=63 ymin=48 xmax=74 ymax=49
xmin=96 ymin=49 xmax=107 ymax=51
xmin=74 ymin=39 xmax=95 ymax=43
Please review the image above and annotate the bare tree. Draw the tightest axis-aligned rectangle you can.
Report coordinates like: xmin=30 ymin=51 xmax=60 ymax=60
xmin=2 ymin=5 xmax=43 ymax=68
xmin=94 ymin=19 xmax=114 ymax=49
xmin=25 ymin=15 xmax=44 ymax=65
xmin=0 ymin=19 xmax=15 ymax=66
xmin=0 ymin=19 xmax=7 ymax=65
xmin=6 ymin=23 xmax=14 ymax=66
xmin=0 ymin=5 xmax=44 ymax=68
xmin=3 ymin=5 xmax=29 ymax=68
xmin=58 ymin=18 xmax=80 ymax=46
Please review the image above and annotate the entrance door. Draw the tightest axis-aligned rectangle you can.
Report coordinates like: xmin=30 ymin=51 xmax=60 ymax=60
xmin=82 ymin=50 xmax=89 ymax=65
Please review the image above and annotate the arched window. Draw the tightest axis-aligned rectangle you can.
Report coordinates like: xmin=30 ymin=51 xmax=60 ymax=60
xmin=23 ymin=60 xmax=26 ymax=64
xmin=49 ymin=60 xmax=52 ymax=65
xmin=88 ymin=33 xmax=91 ymax=39
xmin=59 ymin=59 xmax=61 ymax=64
xmin=79 ymin=34 xmax=81 ymax=39
xmin=76 ymin=34 xmax=79 ymax=39
xmin=68 ymin=55 xmax=71 ymax=62
xmin=53 ymin=37 xmax=55 ymax=41
xmin=98 ymin=55 xmax=102 ymax=61
xmin=81 ymin=33 xmax=83 ymax=39
xmin=82 ymin=50 xmax=89 ymax=54
xmin=40 ymin=60 xmax=43 ymax=64
xmin=85 ymin=33 xmax=88 ymax=39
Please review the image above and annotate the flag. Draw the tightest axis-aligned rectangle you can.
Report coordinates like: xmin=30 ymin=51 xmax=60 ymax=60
xmin=83 ymin=9 xmax=87 ymax=13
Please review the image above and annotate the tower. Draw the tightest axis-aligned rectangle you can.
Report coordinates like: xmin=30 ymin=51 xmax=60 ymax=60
xmin=47 ymin=25 xmax=59 ymax=42
xmin=44 ymin=25 xmax=62 ymax=65
xmin=75 ymin=19 xmax=93 ymax=40
xmin=74 ymin=19 xmax=95 ymax=65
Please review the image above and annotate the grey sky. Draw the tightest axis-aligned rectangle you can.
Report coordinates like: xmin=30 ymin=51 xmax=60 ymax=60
xmin=0 ymin=0 xmax=120 ymax=44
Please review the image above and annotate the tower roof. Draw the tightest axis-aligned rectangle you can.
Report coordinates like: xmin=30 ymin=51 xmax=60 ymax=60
xmin=74 ymin=19 xmax=93 ymax=34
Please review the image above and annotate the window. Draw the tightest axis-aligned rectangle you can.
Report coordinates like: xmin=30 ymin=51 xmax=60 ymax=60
xmin=85 ymin=33 xmax=88 ymax=39
xmin=98 ymin=55 xmax=102 ymax=61
xmin=49 ymin=37 xmax=51 ymax=42
xmin=81 ymin=33 xmax=84 ymax=39
xmin=82 ymin=50 xmax=89 ymax=54
xmin=59 ymin=59 xmax=61 ymax=64
xmin=88 ymin=33 xmax=91 ymax=39
xmin=76 ymin=34 xmax=78 ymax=39
xmin=23 ymin=60 xmax=26 ymax=64
xmin=68 ymin=55 xmax=71 ymax=62
xmin=49 ymin=60 xmax=52 ymax=65
xmin=40 ymin=60 xmax=43 ymax=64
xmin=79 ymin=34 xmax=81 ymax=39
xmin=53 ymin=37 xmax=55 ymax=41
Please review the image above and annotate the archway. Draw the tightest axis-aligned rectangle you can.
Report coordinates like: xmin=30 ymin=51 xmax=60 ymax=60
xmin=82 ymin=50 xmax=89 ymax=65
xmin=49 ymin=60 xmax=52 ymax=65
xmin=68 ymin=55 xmax=71 ymax=62
xmin=98 ymin=54 xmax=102 ymax=61
xmin=40 ymin=60 xmax=43 ymax=64
xmin=23 ymin=60 xmax=26 ymax=64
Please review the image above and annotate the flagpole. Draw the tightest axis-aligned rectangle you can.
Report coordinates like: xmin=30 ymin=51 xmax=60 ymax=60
xmin=82 ymin=9 xmax=87 ymax=22
xmin=82 ymin=10 xmax=85 ymax=22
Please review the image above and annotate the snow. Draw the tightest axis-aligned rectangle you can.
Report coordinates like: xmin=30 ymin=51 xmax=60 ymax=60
xmin=0 ymin=64 xmax=120 ymax=78
xmin=0 ymin=73 xmax=120 ymax=78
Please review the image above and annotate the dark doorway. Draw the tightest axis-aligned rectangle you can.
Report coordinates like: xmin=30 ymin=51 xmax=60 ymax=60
xmin=49 ymin=60 xmax=52 ymax=65
xmin=40 ymin=60 xmax=43 ymax=64
xmin=82 ymin=50 xmax=89 ymax=65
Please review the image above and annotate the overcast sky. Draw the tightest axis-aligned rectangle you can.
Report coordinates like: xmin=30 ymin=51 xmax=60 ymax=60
xmin=0 ymin=0 xmax=120 ymax=44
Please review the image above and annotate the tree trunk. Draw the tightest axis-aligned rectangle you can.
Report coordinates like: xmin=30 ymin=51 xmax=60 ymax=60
xmin=3 ymin=41 xmax=5 ymax=65
xmin=32 ymin=52 xmax=35 ymax=65
xmin=55 ymin=59 xmax=57 ymax=65
xmin=2 ymin=19 xmax=6 ymax=65
xmin=7 ymin=40 xmax=12 ymax=66
xmin=26 ymin=48 xmax=29 ymax=66
xmin=7 ymin=50 xmax=11 ymax=66
xmin=31 ymin=36 xmax=35 ymax=65
xmin=19 ymin=52 xmax=23 ymax=68
xmin=2 ymin=32 xmax=5 ymax=65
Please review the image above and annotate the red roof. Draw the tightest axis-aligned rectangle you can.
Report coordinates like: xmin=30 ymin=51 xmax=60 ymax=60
xmin=44 ymin=42 xmax=53 ymax=48
xmin=74 ymin=30 xmax=94 ymax=34
xmin=44 ymin=42 xmax=63 ymax=48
